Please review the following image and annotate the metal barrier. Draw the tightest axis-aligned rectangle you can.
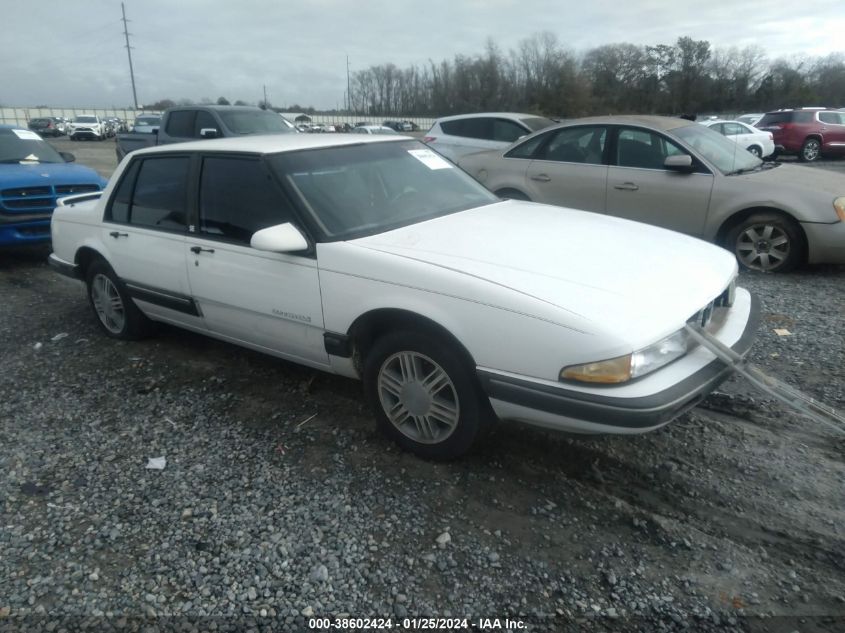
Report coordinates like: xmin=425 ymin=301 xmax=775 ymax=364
xmin=1 ymin=107 xmax=436 ymax=131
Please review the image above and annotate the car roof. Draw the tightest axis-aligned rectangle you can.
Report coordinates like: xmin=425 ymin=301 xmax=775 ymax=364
xmin=434 ymin=112 xmax=544 ymax=123
xmin=555 ymin=115 xmax=696 ymax=131
xmin=133 ymin=133 xmax=413 ymax=157
xmin=167 ymin=105 xmax=271 ymax=112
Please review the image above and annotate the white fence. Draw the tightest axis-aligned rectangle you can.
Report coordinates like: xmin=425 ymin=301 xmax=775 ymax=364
xmin=1 ymin=107 xmax=436 ymax=131
xmin=0 ymin=107 xmax=150 ymax=127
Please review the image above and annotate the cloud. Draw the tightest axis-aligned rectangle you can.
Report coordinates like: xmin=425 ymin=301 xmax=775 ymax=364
xmin=2 ymin=0 xmax=843 ymax=108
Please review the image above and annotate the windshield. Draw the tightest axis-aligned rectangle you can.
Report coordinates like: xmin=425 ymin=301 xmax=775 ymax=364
xmin=0 ymin=128 xmax=64 ymax=163
xmin=74 ymin=116 xmax=97 ymax=123
xmin=520 ymin=116 xmax=556 ymax=132
xmin=269 ymin=140 xmax=498 ymax=240
xmin=218 ymin=110 xmax=295 ymax=134
xmin=673 ymin=123 xmax=761 ymax=174
xmin=134 ymin=116 xmax=160 ymax=128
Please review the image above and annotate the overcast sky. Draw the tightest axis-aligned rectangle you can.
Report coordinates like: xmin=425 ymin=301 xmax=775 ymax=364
xmin=3 ymin=0 xmax=844 ymax=110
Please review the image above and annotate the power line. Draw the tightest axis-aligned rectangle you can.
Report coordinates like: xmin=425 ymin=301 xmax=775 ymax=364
xmin=122 ymin=2 xmax=139 ymax=108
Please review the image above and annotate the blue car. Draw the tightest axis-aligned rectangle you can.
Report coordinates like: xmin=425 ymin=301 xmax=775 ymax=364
xmin=0 ymin=124 xmax=107 ymax=246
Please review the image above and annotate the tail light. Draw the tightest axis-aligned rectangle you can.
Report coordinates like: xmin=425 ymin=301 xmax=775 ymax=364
xmin=423 ymin=136 xmax=436 ymax=143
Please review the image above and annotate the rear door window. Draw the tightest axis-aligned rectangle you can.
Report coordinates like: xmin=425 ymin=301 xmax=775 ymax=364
xmin=819 ymin=112 xmax=844 ymax=124
xmin=722 ymin=123 xmax=746 ymax=136
xmin=538 ymin=126 xmax=607 ymax=164
xmin=165 ymin=111 xmax=195 ymax=138
xmin=194 ymin=111 xmax=218 ymax=137
xmin=492 ymin=119 xmax=527 ymax=143
xmin=128 ymin=157 xmax=191 ymax=231
xmin=441 ymin=118 xmax=492 ymax=140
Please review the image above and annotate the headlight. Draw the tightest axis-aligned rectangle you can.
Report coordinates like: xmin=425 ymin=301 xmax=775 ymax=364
xmin=561 ymin=329 xmax=691 ymax=384
xmin=834 ymin=197 xmax=845 ymax=222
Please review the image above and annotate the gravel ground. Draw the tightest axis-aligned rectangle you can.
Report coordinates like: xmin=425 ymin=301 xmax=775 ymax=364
xmin=2 ymin=141 xmax=845 ymax=632
xmin=1 ymin=251 xmax=844 ymax=633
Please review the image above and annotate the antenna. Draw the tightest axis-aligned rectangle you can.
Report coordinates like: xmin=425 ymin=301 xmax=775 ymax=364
xmin=121 ymin=3 xmax=139 ymax=108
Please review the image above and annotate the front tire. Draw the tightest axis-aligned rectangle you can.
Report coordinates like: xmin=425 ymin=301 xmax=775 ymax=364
xmin=85 ymin=259 xmax=151 ymax=339
xmin=799 ymin=138 xmax=821 ymax=162
xmin=363 ymin=331 xmax=491 ymax=460
xmin=725 ymin=212 xmax=804 ymax=273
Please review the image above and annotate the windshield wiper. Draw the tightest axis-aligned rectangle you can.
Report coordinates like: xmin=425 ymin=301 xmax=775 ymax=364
xmin=0 ymin=158 xmax=41 ymax=164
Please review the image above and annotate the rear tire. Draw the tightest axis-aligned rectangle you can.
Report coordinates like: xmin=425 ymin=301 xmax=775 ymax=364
xmin=363 ymin=330 xmax=491 ymax=460
xmin=746 ymin=145 xmax=762 ymax=158
xmin=799 ymin=138 xmax=821 ymax=162
xmin=725 ymin=212 xmax=804 ymax=273
xmin=85 ymin=259 xmax=152 ymax=339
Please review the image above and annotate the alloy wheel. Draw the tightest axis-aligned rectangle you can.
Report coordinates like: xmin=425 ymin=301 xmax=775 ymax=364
xmin=735 ymin=223 xmax=791 ymax=272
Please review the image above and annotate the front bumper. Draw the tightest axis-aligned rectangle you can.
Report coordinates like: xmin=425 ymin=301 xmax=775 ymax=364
xmin=478 ymin=289 xmax=759 ymax=434
xmin=801 ymin=220 xmax=845 ymax=264
xmin=0 ymin=220 xmax=51 ymax=246
xmin=48 ymin=253 xmax=82 ymax=279
xmin=70 ymin=127 xmax=102 ymax=139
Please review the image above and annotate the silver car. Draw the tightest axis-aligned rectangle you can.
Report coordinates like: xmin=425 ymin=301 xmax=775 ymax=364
xmin=458 ymin=115 xmax=845 ymax=272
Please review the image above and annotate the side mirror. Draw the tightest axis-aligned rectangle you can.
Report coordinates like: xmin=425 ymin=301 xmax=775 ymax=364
xmin=59 ymin=152 xmax=76 ymax=163
xmin=664 ymin=154 xmax=694 ymax=172
xmin=251 ymin=223 xmax=309 ymax=253
xmin=200 ymin=128 xmax=219 ymax=139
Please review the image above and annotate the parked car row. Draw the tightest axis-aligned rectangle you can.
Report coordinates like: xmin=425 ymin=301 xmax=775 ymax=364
xmin=449 ymin=114 xmax=844 ymax=273
xmin=5 ymin=107 xmax=842 ymax=458
xmin=28 ymin=116 xmax=69 ymax=137
xmin=28 ymin=115 xmax=129 ymax=141
xmin=294 ymin=121 xmax=420 ymax=134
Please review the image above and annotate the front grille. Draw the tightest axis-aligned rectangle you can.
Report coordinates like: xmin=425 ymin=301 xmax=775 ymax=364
xmin=3 ymin=198 xmax=50 ymax=210
xmin=55 ymin=184 xmax=99 ymax=195
xmin=0 ymin=184 xmax=101 ymax=214
xmin=2 ymin=186 xmax=51 ymax=197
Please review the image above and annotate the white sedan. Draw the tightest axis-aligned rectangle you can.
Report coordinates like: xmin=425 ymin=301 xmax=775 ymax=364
xmin=699 ymin=119 xmax=775 ymax=158
xmin=48 ymin=135 xmax=757 ymax=459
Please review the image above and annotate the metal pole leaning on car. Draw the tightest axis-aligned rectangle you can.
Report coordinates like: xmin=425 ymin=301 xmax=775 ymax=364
xmin=684 ymin=323 xmax=845 ymax=435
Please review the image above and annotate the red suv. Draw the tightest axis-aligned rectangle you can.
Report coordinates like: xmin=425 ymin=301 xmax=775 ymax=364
xmin=756 ymin=108 xmax=845 ymax=162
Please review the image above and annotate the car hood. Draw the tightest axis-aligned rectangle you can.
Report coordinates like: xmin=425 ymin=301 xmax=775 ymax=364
xmin=735 ymin=163 xmax=845 ymax=196
xmin=344 ymin=201 xmax=738 ymax=346
xmin=0 ymin=162 xmax=106 ymax=188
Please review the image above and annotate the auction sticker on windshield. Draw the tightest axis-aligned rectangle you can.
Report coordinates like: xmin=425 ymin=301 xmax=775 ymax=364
xmin=408 ymin=148 xmax=452 ymax=170
xmin=13 ymin=129 xmax=41 ymax=140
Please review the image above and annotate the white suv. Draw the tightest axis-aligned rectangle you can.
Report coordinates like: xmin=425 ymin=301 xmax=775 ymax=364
xmin=423 ymin=112 xmax=555 ymax=162
xmin=69 ymin=114 xmax=104 ymax=141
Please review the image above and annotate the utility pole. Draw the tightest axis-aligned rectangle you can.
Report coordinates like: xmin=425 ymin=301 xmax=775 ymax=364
xmin=121 ymin=3 xmax=139 ymax=109
xmin=346 ymin=55 xmax=351 ymax=113
xmin=263 ymin=84 xmax=268 ymax=108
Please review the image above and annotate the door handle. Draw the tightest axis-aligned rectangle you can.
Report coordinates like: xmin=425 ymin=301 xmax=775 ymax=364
xmin=109 ymin=231 xmax=128 ymax=238
xmin=190 ymin=246 xmax=215 ymax=254
xmin=530 ymin=174 xmax=551 ymax=182
xmin=613 ymin=182 xmax=639 ymax=191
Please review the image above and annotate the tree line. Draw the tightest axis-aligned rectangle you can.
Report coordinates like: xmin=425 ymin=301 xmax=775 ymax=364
xmin=347 ymin=33 xmax=845 ymax=118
